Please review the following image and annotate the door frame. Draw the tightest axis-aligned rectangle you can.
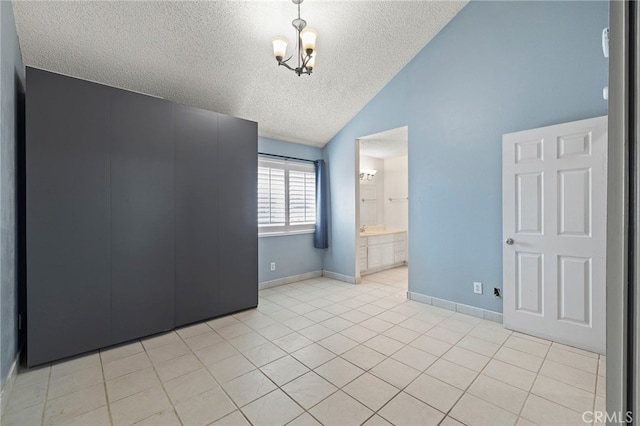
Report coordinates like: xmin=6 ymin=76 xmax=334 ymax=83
xmin=355 ymin=138 xmax=362 ymax=284
xmin=354 ymin=126 xmax=409 ymax=284
xmin=607 ymin=0 xmax=639 ymax=418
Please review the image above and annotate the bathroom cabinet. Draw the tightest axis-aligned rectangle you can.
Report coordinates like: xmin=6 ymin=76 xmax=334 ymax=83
xmin=359 ymin=230 xmax=407 ymax=274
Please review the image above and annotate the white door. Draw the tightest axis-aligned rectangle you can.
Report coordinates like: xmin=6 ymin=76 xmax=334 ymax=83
xmin=503 ymin=116 xmax=607 ymax=354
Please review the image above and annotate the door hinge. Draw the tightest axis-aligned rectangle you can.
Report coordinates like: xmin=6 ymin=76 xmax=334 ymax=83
xmin=18 ymin=314 xmax=22 ymax=331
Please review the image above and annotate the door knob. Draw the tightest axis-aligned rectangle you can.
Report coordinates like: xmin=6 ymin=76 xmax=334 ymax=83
xmin=505 ymin=238 xmax=514 ymax=245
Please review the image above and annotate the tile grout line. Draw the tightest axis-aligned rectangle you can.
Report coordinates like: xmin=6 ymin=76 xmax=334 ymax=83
xmin=433 ymin=321 xmax=510 ymax=423
xmin=144 ymin=341 xmax=185 ymax=426
xmin=100 ymin=342 xmax=177 ymax=425
xmin=99 ymin=352 xmax=115 ymax=426
xmin=220 ymin=338 xmax=315 ymax=424
xmin=375 ymin=315 xmax=509 ymax=425
xmin=140 ymin=326 xmax=243 ymax=424
xmin=529 ymin=343 xmax=601 ymax=411
xmin=176 ymin=324 xmax=251 ymax=425
xmin=513 ymin=333 xmax=553 ymax=424
xmin=515 ymin=338 xmax=601 ymax=422
xmin=374 ymin=319 xmax=471 ymax=421
xmin=0 ymin=365 xmax=50 ymax=424
xmin=590 ymin=354 xmax=602 ymax=425
xmin=40 ymin=364 xmax=52 ymax=426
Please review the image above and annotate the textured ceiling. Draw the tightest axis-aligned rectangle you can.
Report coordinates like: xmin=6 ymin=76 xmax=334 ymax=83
xmin=360 ymin=126 xmax=407 ymax=159
xmin=13 ymin=0 xmax=466 ymax=147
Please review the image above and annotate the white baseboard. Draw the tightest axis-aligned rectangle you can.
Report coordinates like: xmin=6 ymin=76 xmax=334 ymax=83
xmin=259 ymin=270 xmax=323 ymax=290
xmin=407 ymin=291 xmax=503 ymax=323
xmin=322 ymin=270 xmax=357 ymax=284
xmin=0 ymin=352 xmax=20 ymax=416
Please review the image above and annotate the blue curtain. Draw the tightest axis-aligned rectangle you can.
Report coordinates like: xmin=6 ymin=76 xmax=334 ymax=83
xmin=314 ymin=159 xmax=329 ymax=249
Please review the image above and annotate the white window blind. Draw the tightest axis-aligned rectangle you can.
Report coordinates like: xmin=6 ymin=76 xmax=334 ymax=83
xmin=258 ymin=157 xmax=316 ymax=236
xmin=258 ymin=165 xmax=285 ymax=226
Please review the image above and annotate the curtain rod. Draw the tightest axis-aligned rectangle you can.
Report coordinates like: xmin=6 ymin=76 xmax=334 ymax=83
xmin=258 ymin=152 xmax=318 ymax=164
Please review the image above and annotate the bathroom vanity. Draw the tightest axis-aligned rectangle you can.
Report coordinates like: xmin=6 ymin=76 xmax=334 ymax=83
xmin=359 ymin=226 xmax=407 ymax=274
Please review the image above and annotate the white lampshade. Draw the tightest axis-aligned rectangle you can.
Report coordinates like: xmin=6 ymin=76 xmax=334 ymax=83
xmin=272 ymin=37 xmax=288 ymax=59
xmin=300 ymin=29 xmax=317 ymax=52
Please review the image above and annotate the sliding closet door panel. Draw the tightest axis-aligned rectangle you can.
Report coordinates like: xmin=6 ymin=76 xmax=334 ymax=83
xmin=110 ymin=90 xmax=174 ymax=343
xmin=174 ymin=105 xmax=219 ymax=326
xmin=217 ymin=115 xmax=258 ymax=313
xmin=26 ymin=68 xmax=111 ymax=366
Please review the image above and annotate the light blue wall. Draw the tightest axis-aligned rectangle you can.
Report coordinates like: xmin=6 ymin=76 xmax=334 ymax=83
xmin=323 ymin=1 xmax=608 ymax=312
xmin=258 ymin=137 xmax=324 ymax=282
xmin=1 ymin=1 xmax=25 ymax=388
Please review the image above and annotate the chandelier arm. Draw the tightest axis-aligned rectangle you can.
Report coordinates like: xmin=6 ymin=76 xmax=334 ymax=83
xmin=280 ymin=54 xmax=295 ymax=64
xmin=297 ymin=33 xmax=302 ymax=70
xmin=278 ymin=61 xmax=298 ymax=72
xmin=278 ymin=61 xmax=311 ymax=76
xmin=301 ymin=53 xmax=311 ymax=67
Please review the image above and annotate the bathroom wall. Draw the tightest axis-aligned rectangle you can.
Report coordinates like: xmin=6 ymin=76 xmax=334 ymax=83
xmin=383 ymin=155 xmax=408 ymax=231
xmin=359 ymin=155 xmax=384 ymax=226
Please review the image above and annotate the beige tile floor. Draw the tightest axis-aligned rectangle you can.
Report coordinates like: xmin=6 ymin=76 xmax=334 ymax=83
xmin=1 ymin=266 xmax=605 ymax=426
xmin=361 ymin=267 xmax=408 ymax=289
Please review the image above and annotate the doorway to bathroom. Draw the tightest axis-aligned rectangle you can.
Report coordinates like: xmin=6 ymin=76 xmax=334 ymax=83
xmin=355 ymin=126 xmax=409 ymax=290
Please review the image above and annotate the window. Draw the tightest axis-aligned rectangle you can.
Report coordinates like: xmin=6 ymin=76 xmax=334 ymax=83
xmin=258 ymin=157 xmax=316 ymax=236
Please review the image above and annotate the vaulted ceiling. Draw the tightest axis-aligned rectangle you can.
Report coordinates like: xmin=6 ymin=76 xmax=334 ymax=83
xmin=13 ymin=1 xmax=466 ymax=146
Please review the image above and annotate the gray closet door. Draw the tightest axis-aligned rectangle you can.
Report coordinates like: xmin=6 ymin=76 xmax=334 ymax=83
xmin=110 ymin=90 xmax=175 ymax=343
xmin=174 ymin=105 xmax=220 ymax=326
xmin=217 ymin=114 xmax=258 ymax=313
xmin=26 ymin=68 xmax=111 ymax=366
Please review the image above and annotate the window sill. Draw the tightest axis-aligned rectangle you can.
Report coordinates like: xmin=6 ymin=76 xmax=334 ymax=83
xmin=258 ymin=229 xmax=315 ymax=238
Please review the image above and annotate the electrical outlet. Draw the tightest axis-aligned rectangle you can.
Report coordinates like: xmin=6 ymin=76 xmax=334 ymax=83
xmin=473 ymin=282 xmax=483 ymax=294
xmin=270 ymin=262 xmax=276 ymax=271
xmin=494 ymin=287 xmax=502 ymax=298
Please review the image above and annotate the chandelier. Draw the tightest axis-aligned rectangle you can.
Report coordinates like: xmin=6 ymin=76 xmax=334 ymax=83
xmin=271 ymin=0 xmax=317 ymax=76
